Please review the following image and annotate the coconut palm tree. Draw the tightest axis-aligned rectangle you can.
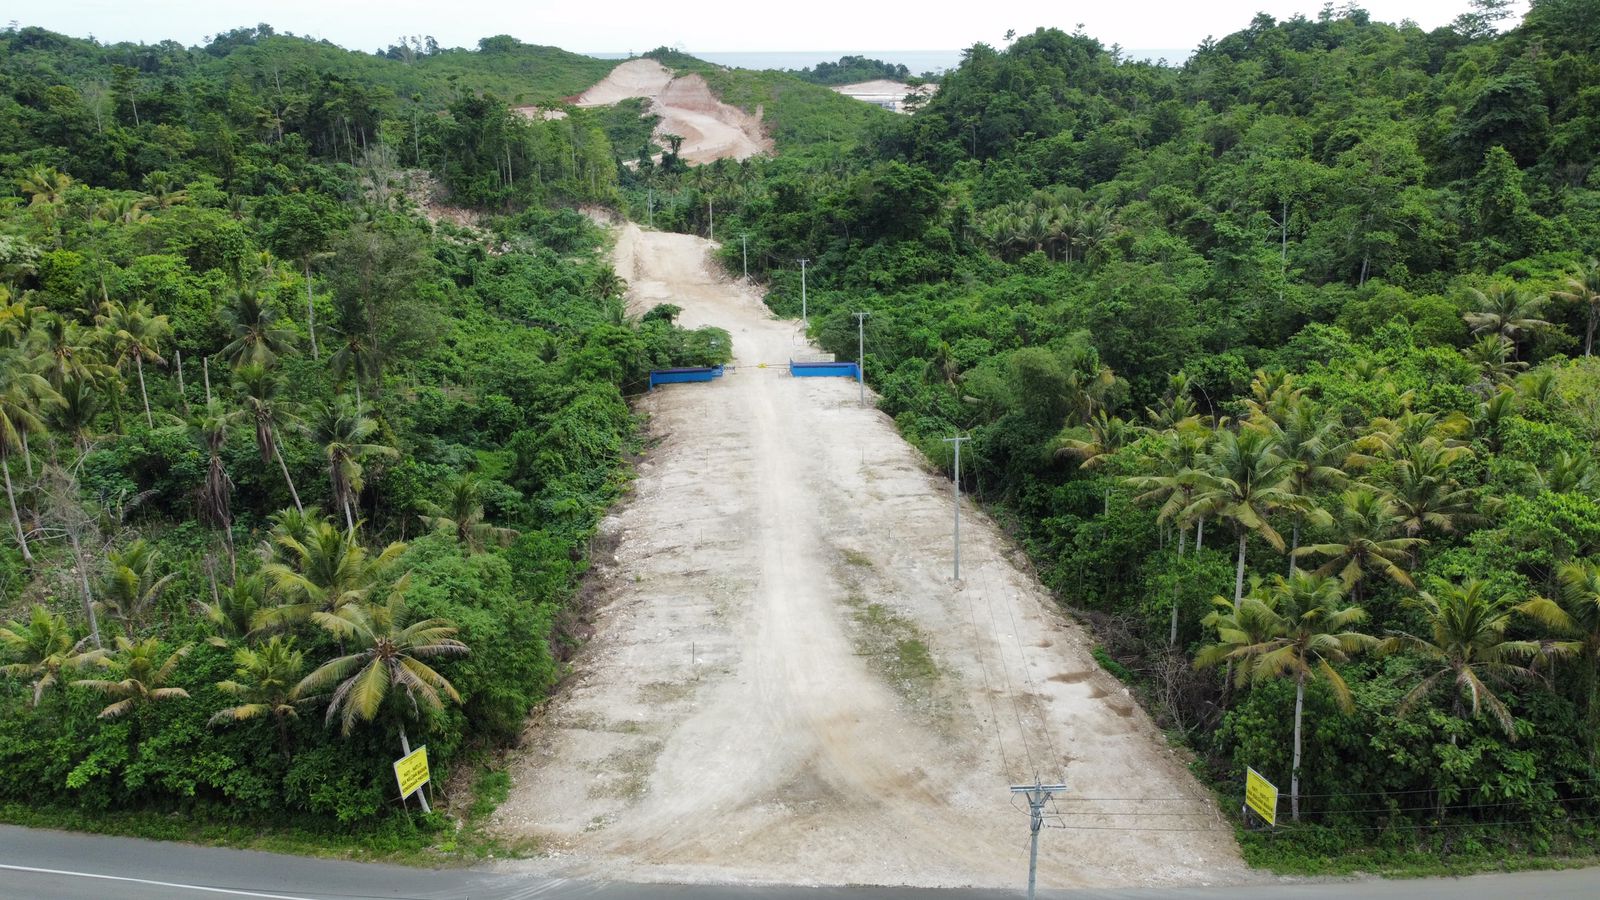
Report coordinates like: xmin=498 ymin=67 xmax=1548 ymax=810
xmin=1463 ymin=284 xmax=1550 ymax=360
xmin=0 ymin=343 xmax=57 ymax=563
xmin=190 ymin=399 xmax=236 ymax=571
xmin=1127 ymin=421 xmax=1212 ymax=645
xmin=419 ymin=472 xmax=518 ymax=553
xmin=1382 ymin=441 xmax=1482 ymax=537
xmin=306 ymin=396 xmax=395 ymax=533
xmin=292 ymin=595 xmax=467 ymax=753
xmin=1253 ymin=398 xmax=1349 ymax=572
xmin=74 ymin=635 xmax=192 ymax=718
xmin=1552 ymin=256 xmax=1600 ymax=357
xmin=1196 ymin=571 xmax=1375 ymax=820
xmin=1295 ymin=488 xmax=1427 ymax=597
xmin=1517 ymin=561 xmax=1600 ymax=762
xmin=1462 ymin=335 xmax=1526 ymax=392
xmin=259 ymin=516 xmax=407 ymax=628
xmin=34 ymin=314 xmax=114 ymax=391
xmin=96 ymin=298 xmax=170 ymax=428
xmin=1052 ymin=410 xmax=1143 ymax=469
xmin=229 ymin=364 xmax=303 ymax=513
xmin=1384 ymin=579 xmax=1545 ymax=739
xmin=0 ymin=606 xmax=106 ymax=706
xmin=1183 ymin=428 xmax=1324 ymax=606
xmin=1537 ymin=451 xmax=1598 ymax=497
xmin=95 ymin=539 xmax=176 ymax=633
xmin=219 ymin=287 xmax=297 ymax=370
xmin=196 ymin=572 xmax=266 ymax=646
xmin=210 ymin=635 xmax=305 ymax=757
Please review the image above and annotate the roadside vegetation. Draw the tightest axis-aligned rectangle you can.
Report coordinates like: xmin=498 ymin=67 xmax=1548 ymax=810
xmin=684 ymin=3 xmax=1600 ymax=871
xmin=0 ymin=23 xmax=727 ymax=850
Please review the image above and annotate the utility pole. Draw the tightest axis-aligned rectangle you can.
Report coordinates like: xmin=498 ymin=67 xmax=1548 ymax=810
xmin=741 ymin=233 xmax=749 ymax=279
xmin=943 ymin=434 xmax=969 ymax=580
xmin=708 ymin=198 xmax=714 ymax=241
xmin=854 ymin=311 xmax=869 ymax=406
xmin=647 ymin=188 xmax=654 ymax=229
xmin=799 ymin=258 xmax=810 ymax=324
xmin=1011 ymin=779 xmax=1068 ymax=900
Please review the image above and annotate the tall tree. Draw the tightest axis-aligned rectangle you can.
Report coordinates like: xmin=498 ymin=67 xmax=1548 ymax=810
xmin=1463 ymin=284 xmax=1551 ymax=360
xmin=1517 ymin=562 xmax=1600 ymax=763
xmin=95 ymin=539 xmax=176 ymax=634
xmin=1553 ymin=257 xmax=1600 ymax=358
xmin=74 ymin=636 xmax=192 ymax=719
xmin=228 ymin=365 xmax=303 ymax=513
xmin=259 ymin=516 xmax=407 ymax=628
xmin=419 ymin=472 xmax=518 ymax=553
xmin=1295 ymin=488 xmax=1427 ymax=598
xmin=219 ymin=287 xmax=297 ymax=370
xmin=210 ymin=636 xmax=305 ymax=758
xmin=1197 ymin=572 xmax=1375 ymax=820
xmin=96 ymin=299 xmax=170 ymax=429
xmin=0 ymin=342 xmax=56 ymax=562
xmin=306 ymin=396 xmax=394 ymax=533
xmin=0 ymin=606 xmax=105 ymax=707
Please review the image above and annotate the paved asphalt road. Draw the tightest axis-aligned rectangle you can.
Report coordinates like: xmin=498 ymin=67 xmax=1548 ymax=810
xmin=3 ymin=825 xmax=1599 ymax=899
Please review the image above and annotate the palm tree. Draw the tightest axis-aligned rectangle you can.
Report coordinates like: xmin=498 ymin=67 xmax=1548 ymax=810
xmin=190 ymin=400 xmax=236 ymax=571
xmin=96 ymin=298 xmax=171 ymax=428
xmin=1184 ymin=428 xmax=1323 ymax=607
xmin=1384 ymin=579 xmax=1544 ymax=739
xmin=1517 ymin=561 xmax=1600 ymax=762
xmin=292 ymin=595 xmax=467 ymax=752
xmin=327 ymin=314 xmax=380 ymax=405
xmin=1127 ymin=421 xmax=1212 ymax=645
xmin=1295 ymin=488 xmax=1427 ymax=597
xmin=34 ymin=314 xmax=114 ymax=391
xmin=219 ymin=287 xmax=297 ymax=370
xmin=229 ymin=364 xmax=303 ymax=513
xmin=196 ymin=573 xmax=266 ymax=646
xmin=306 ymin=397 xmax=395 ymax=533
xmin=0 ymin=343 xmax=57 ymax=563
xmin=95 ymin=539 xmax=176 ymax=633
xmin=1462 ymin=335 xmax=1526 ymax=392
xmin=1463 ymin=284 xmax=1550 ymax=360
xmin=74 ymin=635 xmax=192 ymax=718
xmin=1196 ymin=572 xmax=1375 ymax=820
xmin=1382 ymin=441 xmax=1482 ymax=537
xmin=210 ymin=635 xmax=305 ymax=758
xmin=0 ymin=605 xmax=106 ymax=706
xmin=1254 ymin=398 xmax=1349 ymax=572
xmin=1552 ymin=256 xmax=1600 ymax=357
xmin=1537 ymin=450 xmax=1598 ymax=497
xmin=1053 ymin=410 xmax=1143 ymax=469
xmin=419 ymin=472 xmax=518 ymax=553
xmin=259 ymin=516 xmax=407 ymax=628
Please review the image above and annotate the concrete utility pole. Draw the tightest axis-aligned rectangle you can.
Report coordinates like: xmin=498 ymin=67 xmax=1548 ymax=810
xmin=854 ymin=311 xmax=870 ymax=406
xmin=943 ymin=434 xmax=969 ymax=580
xmin=798 ymin=258 xmax=810 ymax=324
xmin=741 ymin=233 xmax=749 ymax=279
xmin=1011 ymin=779 xmax=1068 ymax=900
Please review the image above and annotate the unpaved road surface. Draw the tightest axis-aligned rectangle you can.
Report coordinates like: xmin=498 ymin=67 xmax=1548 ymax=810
xmin=554 ymin=59 xmax=771 ymax=164
xmin=492 ymin=225 xmax=1248 ymax=889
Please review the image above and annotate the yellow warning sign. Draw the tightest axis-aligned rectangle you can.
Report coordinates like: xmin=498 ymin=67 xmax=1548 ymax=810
xmin=394 ymin=745 xmax=430 ymax=799
xmin=1245 ymin=767 xmax=1279 ymax=827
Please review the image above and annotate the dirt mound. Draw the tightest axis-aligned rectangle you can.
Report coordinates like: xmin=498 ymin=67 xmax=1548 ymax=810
xmin=554 ymin=58 xmax=770 ymax=164
xmin=489 ymin=225 xmax=1252 ymax=890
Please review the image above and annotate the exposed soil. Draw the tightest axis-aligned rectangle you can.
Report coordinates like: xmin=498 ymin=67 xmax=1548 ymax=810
xmin=831 ymin=79 xmax=935 ymax=113
xmin=538 ymin=59 xmax=771 ymax=165
xmin=491 ymin=225 xmax=1252 ymax=890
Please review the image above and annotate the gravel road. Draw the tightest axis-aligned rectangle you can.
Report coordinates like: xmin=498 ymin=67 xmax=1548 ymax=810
xmin=491 ymin=225 xmax=1250 ymax=890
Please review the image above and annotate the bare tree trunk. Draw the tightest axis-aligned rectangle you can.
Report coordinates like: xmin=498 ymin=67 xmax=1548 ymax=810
xmin=3 ymin=454 xmax=31 ymax=563
xmin=1234 ymin=528 xmax=1248 ymax=605
xmin=20 ymin=430 xmax=32 ymax=478
xmin=1292 ymin=673 xmax=1305 ymax=822
xmin=1170 ymin=525 xmax=1187 ymax=647
xmin=1288 ymin=518 xmax=1299 ymax=577
xmin=273 ymin=439 xmax=304 ymax=513
xmin=175 ymin=350 xmax=191 ymax=416
xmin=202 ymin=355 xmax=212 ymax=404
xmin=342 ymin=493 xmax=355 ymax=535
xmin=135 ymin=353 xmax=153 ymax=428
xmin=305 ymin=261 xmax=319 ymax=360
xmin=67 ymin=525 xmax=100 ymax=648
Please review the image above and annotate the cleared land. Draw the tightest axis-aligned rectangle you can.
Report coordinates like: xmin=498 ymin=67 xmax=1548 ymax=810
xmin=830 ymin=79 xmax=935 ymax=112
xmin=519 ymin=58 xmax=771 ymax=164
xmin=492 ymin=225 xmax=1248 ymax=889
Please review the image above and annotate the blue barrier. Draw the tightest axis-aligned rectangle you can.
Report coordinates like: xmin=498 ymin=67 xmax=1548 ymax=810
xmin=648 ymin=365 xmax=725 ymax=389
xmin=790 ymin=360 xmax=861 ymax=380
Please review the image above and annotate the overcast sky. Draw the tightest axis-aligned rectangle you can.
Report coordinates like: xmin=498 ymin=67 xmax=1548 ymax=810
xmin=8 ymin=1 xmax=1529 ymax=54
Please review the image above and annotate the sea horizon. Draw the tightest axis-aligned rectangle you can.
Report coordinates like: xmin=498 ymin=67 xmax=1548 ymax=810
xmin=585 ymin=47 xmax=1192 ymax=74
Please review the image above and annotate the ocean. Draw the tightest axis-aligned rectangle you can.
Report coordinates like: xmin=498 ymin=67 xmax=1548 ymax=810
xmin=586 ymin=48 xmax=1192 ymax=75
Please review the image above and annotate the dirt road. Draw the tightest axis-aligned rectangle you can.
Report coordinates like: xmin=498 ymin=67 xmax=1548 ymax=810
xmin=492 ymin=225 xmax=1249 ymax=889
xmin=555 ymin=59 xmax=770 ymax=164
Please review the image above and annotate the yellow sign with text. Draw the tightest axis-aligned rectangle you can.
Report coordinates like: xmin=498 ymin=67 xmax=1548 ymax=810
xmin=1245 ymin=767 xmax=1279 ymax=827
xmin=394 ymin=746 xmax=430 ymax=800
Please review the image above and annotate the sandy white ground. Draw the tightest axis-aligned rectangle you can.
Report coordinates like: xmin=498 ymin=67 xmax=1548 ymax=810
xmin=518 ymin=59 xmax=770 ymax=165
xmin=831 ymin=79 xmax=935 ymax=112
xmin=491 ymin=225 xmax=1252 ymax=889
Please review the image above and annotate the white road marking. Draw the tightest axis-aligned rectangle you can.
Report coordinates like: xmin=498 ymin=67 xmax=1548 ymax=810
xmin=0 ymin=863 xmax=327 ymax=899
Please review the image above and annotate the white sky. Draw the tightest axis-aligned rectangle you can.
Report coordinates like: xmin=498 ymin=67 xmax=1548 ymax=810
xmin=7 ymin=0 xmax=1530 ymax=54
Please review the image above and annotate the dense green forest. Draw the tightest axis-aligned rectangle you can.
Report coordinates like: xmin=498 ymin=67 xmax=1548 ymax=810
xmin=789 ymin=55 xmax=914 ymax=85
xmin=0 ymin=23 xmax=727 ymax=846
xmin=642 ymin=0 xmax=1600 ymax=869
